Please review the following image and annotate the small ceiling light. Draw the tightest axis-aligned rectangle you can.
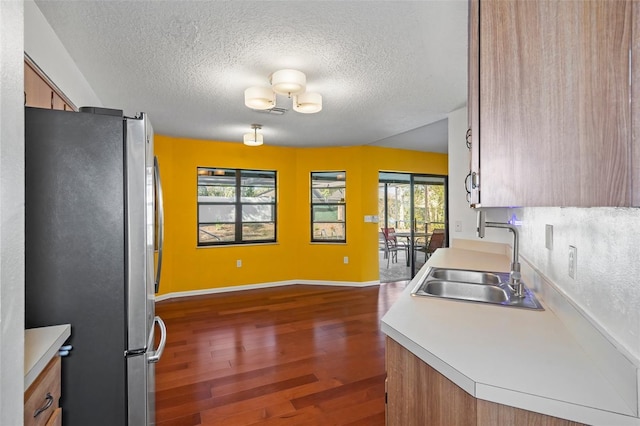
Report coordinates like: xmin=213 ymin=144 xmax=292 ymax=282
xmin=244 ymin=69 xmax=322 ymax=114
xmin=243 ymin=124 xmax=264 ymax=146
xmin=270 ymin=69 xmax=306 ymax=96
xmin=293 ymin=92 xmax=322 ymax=114
xmin=244 ymin=87 xmax=275 ymax=110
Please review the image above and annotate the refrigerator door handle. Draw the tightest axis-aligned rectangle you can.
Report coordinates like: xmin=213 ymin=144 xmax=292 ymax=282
xmin=147 ymin=316 xmax=167 ymax=364
xmin=154 ymin=156 xmax=164 ymax=293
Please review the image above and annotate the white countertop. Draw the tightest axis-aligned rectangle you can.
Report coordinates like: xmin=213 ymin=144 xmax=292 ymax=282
xmin=381 ymin=247 xmax=640 ymax=426
xmin=25 ymin=324 xmax=71 ymax=389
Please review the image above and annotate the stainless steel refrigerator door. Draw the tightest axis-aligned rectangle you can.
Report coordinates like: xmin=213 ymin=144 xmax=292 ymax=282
xmin=125 ymin=113 xmax=158 ymax=425
xmin=125 ymin=113 xmax=154 ymax=352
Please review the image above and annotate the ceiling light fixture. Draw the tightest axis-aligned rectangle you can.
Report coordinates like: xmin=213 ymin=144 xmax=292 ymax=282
xmin=270 ymin=69 xmax=306 ymax=96
xmin=293 ymin=92 xmax=323 ymax=114
xmin=243 ymin=124 xmax=264 ymax=146
xmin=244 ymin=69 xmax=322 ymax=114
xmin=244 ymin=87 xmax=275 ymax=110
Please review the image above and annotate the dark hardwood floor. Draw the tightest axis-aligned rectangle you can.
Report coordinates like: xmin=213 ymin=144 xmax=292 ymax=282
xmin=155 ymin=282 xmax=408 ymax=426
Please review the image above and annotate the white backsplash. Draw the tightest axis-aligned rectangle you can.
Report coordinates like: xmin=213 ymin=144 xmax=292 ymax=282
xmin=518 ymin=207 xmax=640 ymax=363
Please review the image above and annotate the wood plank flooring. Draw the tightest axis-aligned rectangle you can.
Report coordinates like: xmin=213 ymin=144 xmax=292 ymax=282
xmin=155 ymin=282 xmax=408 ymax=426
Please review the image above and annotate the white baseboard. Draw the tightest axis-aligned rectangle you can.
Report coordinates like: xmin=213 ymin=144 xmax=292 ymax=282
xmin=155 ymin=279 xmax=381 ymax=302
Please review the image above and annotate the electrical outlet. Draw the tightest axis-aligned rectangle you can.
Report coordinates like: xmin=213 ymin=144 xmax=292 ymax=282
xmin=236 ymin=259 xmax=242 ymax=268
xmin=343 ymin=256 xmax=349 ymax=264
xmin=568 ymin=246 xmax=576 ymax=279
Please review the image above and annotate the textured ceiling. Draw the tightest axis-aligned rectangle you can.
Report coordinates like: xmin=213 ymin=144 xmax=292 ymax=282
xmin=34 ymin=0 xmax=468 ymax=153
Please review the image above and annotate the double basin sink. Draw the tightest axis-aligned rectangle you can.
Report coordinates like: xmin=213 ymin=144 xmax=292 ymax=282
xmin=411 ymin=267 xmax=543 ymax=310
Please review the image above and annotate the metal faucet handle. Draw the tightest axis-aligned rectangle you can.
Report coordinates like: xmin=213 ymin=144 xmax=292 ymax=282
xmin=476 ymin=210 xmax=486 ymax=238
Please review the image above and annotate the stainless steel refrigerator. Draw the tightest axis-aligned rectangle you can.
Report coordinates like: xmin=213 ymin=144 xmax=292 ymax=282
xmin=25 ymin=106 xmax=166 ymax=426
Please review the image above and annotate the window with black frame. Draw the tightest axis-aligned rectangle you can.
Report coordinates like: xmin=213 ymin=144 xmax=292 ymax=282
xmin=311 ymin=171 xmax=346 ymax=242
xmin=197 ymin=168 xmax=276 ymax=246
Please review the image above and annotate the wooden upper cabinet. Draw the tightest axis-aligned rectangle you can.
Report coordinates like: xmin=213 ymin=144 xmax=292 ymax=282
xmin=24 ymin=62 xmax=54 ymax=109
xmin=469 ymin=0 xmax=634 ymax=207
xmin=24 ymin=59 xmax=75 ymax=112
xmin=633 ymin=2 xmax=640 ymax=206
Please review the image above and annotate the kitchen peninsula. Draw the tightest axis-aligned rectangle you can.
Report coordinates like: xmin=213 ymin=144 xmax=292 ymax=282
xmin=381 ymin=243 xmax=639 ymax=426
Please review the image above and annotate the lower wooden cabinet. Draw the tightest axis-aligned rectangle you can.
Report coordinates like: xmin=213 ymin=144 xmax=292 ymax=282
xmin=385 ymin=337 xmax=584 ymax=426
xmin=45 ymin=408 xmax=62 ymax=426
xmin=24 ymin=356 xmax=62 ymax=426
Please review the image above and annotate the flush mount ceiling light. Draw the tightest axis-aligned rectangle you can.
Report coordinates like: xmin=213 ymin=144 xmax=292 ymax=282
xmin=293 ymin=92 xmax=323 ymax=114
xmin=243 ymin=124 xmax=264 ymax=146
xmin=244 ymin=69 xmax=322 ymax=114
xmin=270 ymin=69 xmax=306 ymax=96
xmin=244 ymin=87 xmax=275 ymax=110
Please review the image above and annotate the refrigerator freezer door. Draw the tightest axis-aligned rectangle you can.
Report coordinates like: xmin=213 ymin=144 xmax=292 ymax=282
xmin=127 ymin=316 xmax=165 ymax=425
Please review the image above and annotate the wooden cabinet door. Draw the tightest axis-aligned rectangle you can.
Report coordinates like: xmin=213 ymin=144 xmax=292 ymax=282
xmin=467 ymin=0 xmax=480 ymax=206
xmin=51 ymin=92 xmax=67 ymax=111
xmin=386 ymin=337 xmax=476 ymax=426
xmin=24 ymin=62 xmax=53 ymax=109
xmin=24 ymin=59 xmax=76 ymax=111
xmin=44 ymin=408 xmax=61 ymax=426
xmin=471 ymin=0 xmax=633 ymax=207
xmin=632 ymin=2 xmax=640 ymax=206
xmin=24 ymin=357 xmax=61 ymax=426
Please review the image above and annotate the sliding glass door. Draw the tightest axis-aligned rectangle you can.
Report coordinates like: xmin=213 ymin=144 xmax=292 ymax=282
xmin=378 ymin=172 xmax=448 ymax=280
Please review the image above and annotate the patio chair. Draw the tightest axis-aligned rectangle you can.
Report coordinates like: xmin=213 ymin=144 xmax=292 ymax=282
xmin=381 ymin=227 xmax=409 ymax=268
xmin=414 ymin=229 xmax=446 ymax=262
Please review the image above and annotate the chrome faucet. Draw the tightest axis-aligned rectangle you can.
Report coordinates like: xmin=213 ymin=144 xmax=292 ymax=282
xmin=476 ymin=211 xmax=524 ymax=297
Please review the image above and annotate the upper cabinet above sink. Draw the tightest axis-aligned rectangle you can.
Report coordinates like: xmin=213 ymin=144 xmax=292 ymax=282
xmin=467 ymin=0 xmax=639 ymax=207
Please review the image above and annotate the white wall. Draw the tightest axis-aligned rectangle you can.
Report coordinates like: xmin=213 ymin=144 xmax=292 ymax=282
xmin=24 ymin=0 xmax=102 ymax=108
xmin=0 ymin=1 xmax=25 ymax=424
xmin=519 ymin=207 xmax=640 ymax=362
xmin=448 ymin=106 xmax=640 ymax=363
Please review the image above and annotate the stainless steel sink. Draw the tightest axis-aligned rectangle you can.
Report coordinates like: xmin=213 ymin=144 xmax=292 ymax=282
xmin=419 ymin=280 xmax=510 ymax=303
xmin=429 ymin=268 xmax=502 ymax=285
xmin=411 ymin=267 xmax=543 ymax=310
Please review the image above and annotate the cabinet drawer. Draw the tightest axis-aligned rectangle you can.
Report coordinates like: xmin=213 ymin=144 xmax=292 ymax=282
xmin=45 ymin=408 xmax=61 ymax=426
xmin=24 ymin=356 xmax=61 ymax=426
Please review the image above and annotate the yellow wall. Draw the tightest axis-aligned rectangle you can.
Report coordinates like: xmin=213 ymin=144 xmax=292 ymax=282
xmin=155 ymin=136 xmax=447 ymax=296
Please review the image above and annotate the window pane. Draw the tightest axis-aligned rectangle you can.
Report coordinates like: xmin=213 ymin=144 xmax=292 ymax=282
xmin=240 ymin=170 xmax=276 ymax=203
xmin=311 ymin=171 xmax=345 ymax=185
xmin=240 ymin=187 xmax=276 ymax=203
xmin=242 ymin=204 xmax=274 ymax=222
xmin=242 ymin=223 xmax=275 ymax=241
xmin=199 ymin=224 xmax=235 ymax=243
xmin=311 ymin=187 xmax=345 ymax=203
xmin=312 ymin=205 xmax=345 ymax=222
xmin=197 ymin=187 xmax=236 ymax=202
xmin=199 ymin=204 xmax=235 ymax=222
xmin=312 ymin=223 xmax=345 ymax=240
xmin=241 ymin=170 xmax=275 ymax=186
xmin=198 ymin=169 xmax=236 ymax=186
